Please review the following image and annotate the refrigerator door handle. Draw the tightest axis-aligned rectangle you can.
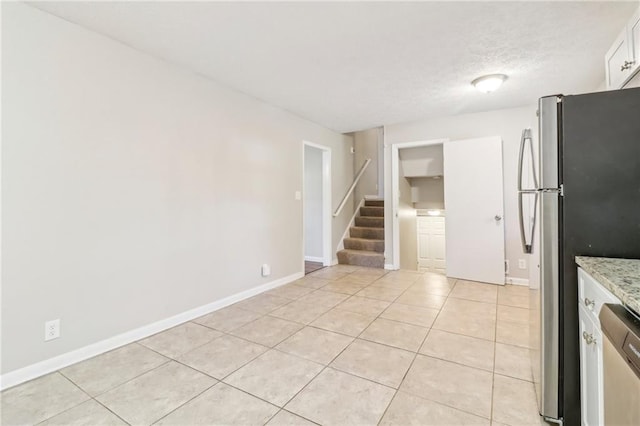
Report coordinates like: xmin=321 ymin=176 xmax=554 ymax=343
xmin=517 ymin=128 xmax=538 ymax=191
xmin=518 ymin=192 xmax=537 ymax=254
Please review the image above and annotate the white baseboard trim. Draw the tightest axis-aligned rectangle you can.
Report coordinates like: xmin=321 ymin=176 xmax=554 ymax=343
xmin=384 ymin=263 xmax=396 ymax=270
xmin=505 ymin=276 xmax=529 ymax=286
xmin=331 ymin=258 xmax=339 ymax=266
xmin=0 ymin=271 xmax=303 ymax=391
xmin=304 ymin=256 xmax=324 ymax=263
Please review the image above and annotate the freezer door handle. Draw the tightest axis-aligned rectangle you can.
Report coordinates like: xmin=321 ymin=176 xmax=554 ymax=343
xmin=518 ymin=192 xmax=537 ymax=254
xmin=517 ymin=128 xmax=538 ymax=192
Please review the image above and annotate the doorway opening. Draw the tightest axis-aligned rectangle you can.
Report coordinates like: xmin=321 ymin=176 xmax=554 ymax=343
xmin=390 ymin=136 xmax=506 ymax=284
xmin=392 ymin=140 xmax=447 ymax=272
xmin=303 ymin=141 xmax=332 ymax=274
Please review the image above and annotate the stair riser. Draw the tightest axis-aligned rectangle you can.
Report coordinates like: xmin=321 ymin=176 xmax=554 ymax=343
xmin=337 ymin=251 xmax=385 ymax=268
xmin=355 ymin=217 xmax=384 ymax=228
xmin=344 ymin=239 xmax=384 ymax=253
xmin=364 ymin=200 xmax=384 ymax=207
xmin=350 ymin=227 xmax=384 ymax=239
xmin=359 ymin=206 xmax=384 ymax=217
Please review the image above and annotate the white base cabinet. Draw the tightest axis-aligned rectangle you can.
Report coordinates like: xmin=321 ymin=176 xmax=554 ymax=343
xmin=417 ymin=216 xmax=445 ymax=273
xmin=578 ymin=304 xmax=604 ymax=426
xmin=577 ymin=268 xmax=621 ymax=426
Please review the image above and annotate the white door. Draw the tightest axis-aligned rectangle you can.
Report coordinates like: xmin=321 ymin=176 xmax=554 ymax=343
xmin=417 ymin=216 xmax=446 ymax=273
xmin=443 ymin=136 xmax=505 ymax=284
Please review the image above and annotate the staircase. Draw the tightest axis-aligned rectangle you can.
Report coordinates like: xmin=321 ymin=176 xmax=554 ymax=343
xmin=337 ymin=200 xmax=385 ymax=268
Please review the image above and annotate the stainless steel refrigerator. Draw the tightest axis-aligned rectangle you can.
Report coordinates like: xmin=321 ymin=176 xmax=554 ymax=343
xmin=518 ymin=87 xmax=640 ymax=426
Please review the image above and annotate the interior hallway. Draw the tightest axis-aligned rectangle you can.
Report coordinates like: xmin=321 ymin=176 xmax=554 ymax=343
xmin=2 ymin=265 xmax=542 ymax=425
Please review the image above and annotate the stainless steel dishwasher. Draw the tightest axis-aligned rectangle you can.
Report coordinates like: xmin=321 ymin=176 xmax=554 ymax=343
xmin=599 ymin=303 xmax=640 ymax=425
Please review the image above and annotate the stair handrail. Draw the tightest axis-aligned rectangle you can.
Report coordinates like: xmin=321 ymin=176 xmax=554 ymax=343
xmin=333 ymin=158 xmax=372 ymax=217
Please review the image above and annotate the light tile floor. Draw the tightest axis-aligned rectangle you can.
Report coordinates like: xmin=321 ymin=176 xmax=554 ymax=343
xmin=1 ymin=265 xmax=546 ymax=426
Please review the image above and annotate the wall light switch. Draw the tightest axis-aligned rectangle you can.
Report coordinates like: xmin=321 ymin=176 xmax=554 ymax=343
xmin=294 ymin=191 xmax=301 ymax=200
xmin=261 ymin=264 xmax=271 ymax=277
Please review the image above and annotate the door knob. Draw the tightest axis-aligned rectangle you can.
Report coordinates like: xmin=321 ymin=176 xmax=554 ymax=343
xmin=495 ymin=215 xmax=503 ymax=221
xmin=584 ymin=298 xmax=595 ymax=310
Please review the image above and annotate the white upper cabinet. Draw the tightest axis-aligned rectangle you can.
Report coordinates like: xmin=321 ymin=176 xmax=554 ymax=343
xmin=630 ymin=8 xmax=640 ymax=75
xmin=605 ymin=29 xmax=632 ymax=89
xmin=605 ymin=7 xmax=640 ymax=89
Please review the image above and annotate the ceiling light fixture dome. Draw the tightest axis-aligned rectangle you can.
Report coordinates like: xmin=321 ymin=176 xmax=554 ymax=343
xmin=471 ymin=74 xmax=508 ymax=93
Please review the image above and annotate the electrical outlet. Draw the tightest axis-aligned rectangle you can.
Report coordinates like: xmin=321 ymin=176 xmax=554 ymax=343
xmin=518 ymin=259 xmax=527 ymax=270
xmin=45 ymin=319 xmax=60 ymax=341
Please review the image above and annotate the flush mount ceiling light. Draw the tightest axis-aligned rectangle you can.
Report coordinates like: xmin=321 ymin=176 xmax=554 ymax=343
xmin=471 ymin=74 xmax=508 ymax=93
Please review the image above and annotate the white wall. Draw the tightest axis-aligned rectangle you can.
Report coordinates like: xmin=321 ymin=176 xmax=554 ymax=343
xmin=384 ymin=105 xmax=538 ymax=280
xmin=304 ymin=146 xmax=323 ymax=260
xmin=1 ymin=3 xmax=354 ymax=376
xmin=399 ymin=145 xmax=444 ymax=178
xmin=353 ymin=127 xmax=382 ymax=200
xmin=398 ymin=176 xmax=417 ymax=271
xmin=410 ymin=178 xmax=445 ymax=209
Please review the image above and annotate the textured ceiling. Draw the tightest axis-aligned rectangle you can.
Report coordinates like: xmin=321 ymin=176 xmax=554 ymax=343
xmin=29 ymin=1 xmax=638 ymax=133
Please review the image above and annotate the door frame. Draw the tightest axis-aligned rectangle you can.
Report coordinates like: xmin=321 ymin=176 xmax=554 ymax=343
xmin=302 ymin=141 xmax=332 ymax=269
xmin=390 ymin=138 xmax=448 ymax=270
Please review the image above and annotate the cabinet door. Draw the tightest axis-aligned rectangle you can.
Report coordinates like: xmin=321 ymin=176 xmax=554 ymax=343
xmin=606 ymin=28 xmax=631 ymax=89
xmin=417 ymin=217 xmax=446 ymax=273
xmin=578 ymin=305 xmax=604 ymax=426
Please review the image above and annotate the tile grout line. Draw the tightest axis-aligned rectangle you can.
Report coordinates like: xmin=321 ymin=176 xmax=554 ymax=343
xmin=60 ymin=350 xmax=173 ymax=395
xmin=271 ymin=408 xmax=322 ymax=426
xmin=382 ymin=277 xmax=505 ymax=422
xmin=219 ymin=276 xmax=525 ymax=423
xmin=447 ymin=279 xmax=497 ymax=421
xmin=35 ymin=342 xmax=192 ymax=424
xmin=151 ymin=380 xmax=229 ymax=425
xmin=338 ymin=272 xmax=430 ymax=424
xmin=189 ymin=270 xmax=383 ymax=421
xmin=144 ymin=317 xmax=325 ymax=424
xmin=1 ymin=267 xmax=351 ymax=425
xmin=243 ymin=268 xmax=396 ymax=423
xmin=490 ymin=290 xmax=500 ymax=424
xmin=12 ymin=268 xmax=532 ymax=426
xmin=148 ymin=381 xmax=219 ymax=425
xmin=89 ymin=347 xmax=220 ymax=425
xmin=31 ymin=373 xmax=100 ymax=426
xmin=375 ymin=277 xmax=456 ymax=424
xmin=91 ymin=398 xmax=132 ymax=426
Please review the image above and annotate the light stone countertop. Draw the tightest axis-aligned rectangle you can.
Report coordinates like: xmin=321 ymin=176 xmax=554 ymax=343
xmin=575 ymin=256 xmax=640 ymax=315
